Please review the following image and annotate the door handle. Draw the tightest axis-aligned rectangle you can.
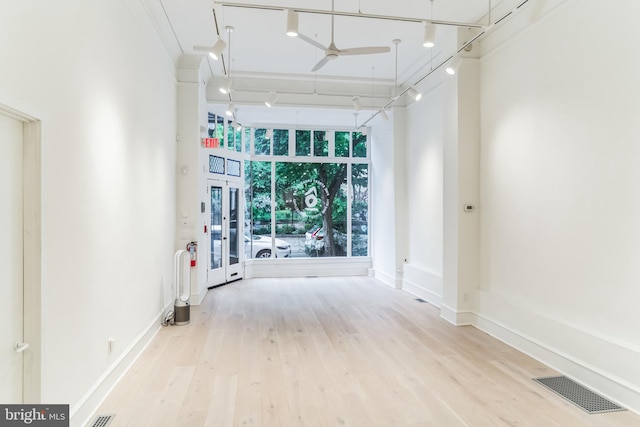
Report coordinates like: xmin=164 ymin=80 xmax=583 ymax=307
xmin=15 ymin=342 xmax=29 ymax=353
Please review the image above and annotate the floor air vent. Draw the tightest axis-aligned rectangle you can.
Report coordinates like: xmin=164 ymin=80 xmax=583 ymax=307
xmin=88 ymin=414 xmax=115 ymax=427
xmin=534 ymin=376 xmax=625 ymax=414
xmin=415 ymin=298 xmax=428 ymax=303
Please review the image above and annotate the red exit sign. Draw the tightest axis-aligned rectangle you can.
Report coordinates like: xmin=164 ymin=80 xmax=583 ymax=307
xmin=202 ymin=138 xmax=219 ymax=148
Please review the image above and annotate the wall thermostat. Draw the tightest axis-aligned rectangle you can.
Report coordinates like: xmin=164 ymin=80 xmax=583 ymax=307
xmin=463 ymin=204 xmax=475 ymax=212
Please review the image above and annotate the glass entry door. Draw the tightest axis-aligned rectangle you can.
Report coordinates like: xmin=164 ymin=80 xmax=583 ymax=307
xmin=209 ymin=179 xmax=243 ymax=287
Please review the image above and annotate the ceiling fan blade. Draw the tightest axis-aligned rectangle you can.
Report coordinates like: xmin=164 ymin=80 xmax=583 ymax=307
xmin=297 ymin=33 xmax=327 ymax=51
xmin=339 ymin=46 xmax=391 ymax=56
xmin=311 ymin=56 xmax=331 ymax=72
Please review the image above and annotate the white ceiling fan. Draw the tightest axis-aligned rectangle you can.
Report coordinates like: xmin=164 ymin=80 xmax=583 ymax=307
xmin=296 ymin=0 xmax=391 ymax=72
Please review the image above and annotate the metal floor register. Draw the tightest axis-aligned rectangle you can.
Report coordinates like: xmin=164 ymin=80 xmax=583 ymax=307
xmin=534 ymin=376 xmax=625 ymax=414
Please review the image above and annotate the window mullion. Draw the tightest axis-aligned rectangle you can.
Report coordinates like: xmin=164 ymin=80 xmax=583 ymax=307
xmin=346 ymin=162 xmax=352 ymax=257
xmin=270 ymin=160 xmax=276 ymax=257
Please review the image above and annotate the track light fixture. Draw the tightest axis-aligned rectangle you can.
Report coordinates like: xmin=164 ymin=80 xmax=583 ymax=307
xmin=210 ymin=39 xmax=227 ymax=60
xmin=423 ymin=23 xmax=436 ymax=48
xmin=286 ymin=10 xmax=299 ymax=37
xmin=379 ymin=109 xmax=389 ymax=121
xmin=219 ymin=79 xmax=232 ymax=94
xmin=352 ymin=97 xmax=362 ymax=111
xmin=407 ymin=87 xmax=422 ymax=101
xmin=446 ymin=57 xmax=459 ymax=75
xmin=265 ymin=92 xmax=278 ymax=108
xmin=231 ymin=121 xmax=242 ymax=131
xmin=265 ymin=129 xmax=273 ymax=139
xmin=225 ymin=103 xmax=234 ymax=116
xmin=194 ymin=38 xmax=227 ymax=60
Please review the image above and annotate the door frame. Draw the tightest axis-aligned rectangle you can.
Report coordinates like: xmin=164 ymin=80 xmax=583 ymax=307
xmin=207 ymin=178 xmax=243 ymax=288
xmin=1 ymin=103 xmax=42 ymax=403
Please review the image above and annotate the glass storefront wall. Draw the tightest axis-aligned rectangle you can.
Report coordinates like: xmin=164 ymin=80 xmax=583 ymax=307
xmin=208 ymin=114 xmax=369 ymax=260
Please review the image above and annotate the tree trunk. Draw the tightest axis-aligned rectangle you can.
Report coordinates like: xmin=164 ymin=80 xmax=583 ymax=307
xmin=319 ymin=164 xmax=347 ymax=256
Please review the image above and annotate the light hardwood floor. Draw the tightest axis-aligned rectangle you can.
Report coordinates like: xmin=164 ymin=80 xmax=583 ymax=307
xmin=94 ymin=277 xmax=640 ymax=426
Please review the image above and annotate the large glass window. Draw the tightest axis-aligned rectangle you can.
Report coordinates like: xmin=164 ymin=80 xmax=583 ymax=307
xmin=296 ymin=130 xmax=311 ymax=157
xmin=273 ymin=129 xmax=289 ymax=156
xmin=274 ymin=162 xmax=347 ymax=257
xmin=235 ymin=126 xmax=242 ymax=152
xmin=208 ymin=114 xmax=225 ymax=148
xmin=244 ymin=127 xmax=251 ymax=154
xmin=255 ymin=129 xmax=270 ymax=156
xmin=351 ymin=164 xmax=369 ymax=256
xmin=314 ymin=131 xmax=328 ymax=157
xmin=335 ymin=131 xmax=350 ymax=157
xmin=244 ymin=129 xmax=369 ymax=259
xmin=227 ymin=123 xmax=236 ymax=151
xmin=353 ymin=131 xmax=367 ymax=158
xmin=245 ymin=160 xmax=272 ymax=236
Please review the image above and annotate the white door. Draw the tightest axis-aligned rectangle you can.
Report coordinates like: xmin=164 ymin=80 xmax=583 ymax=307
xmin=208 ymin=179 xmax=243 ymax=287
xmin=0 ymin=112 xmax=25 ymax=403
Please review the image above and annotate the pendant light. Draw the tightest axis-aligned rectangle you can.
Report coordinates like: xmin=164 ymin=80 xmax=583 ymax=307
xmin=423 ymin=0 xmax=436 ymax=48
xmin=423 ymin=23 xmax=436 ymax=48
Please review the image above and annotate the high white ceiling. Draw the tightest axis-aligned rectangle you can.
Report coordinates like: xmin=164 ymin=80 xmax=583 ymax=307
xmin=149 ymin=0 xmax=530 ymax=127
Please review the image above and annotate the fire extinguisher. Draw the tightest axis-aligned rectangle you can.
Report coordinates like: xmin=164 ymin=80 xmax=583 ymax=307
xmin=186 ymin=242 xmax=197 ymax=267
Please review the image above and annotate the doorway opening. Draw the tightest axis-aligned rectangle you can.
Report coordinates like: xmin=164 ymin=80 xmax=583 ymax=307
xmin=0 ymin=103 xmax=42 ymax=403
xmin=208 ymin=178 xmax=243 ymax=288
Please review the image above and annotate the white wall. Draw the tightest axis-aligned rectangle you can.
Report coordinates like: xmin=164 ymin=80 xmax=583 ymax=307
xmin=476 ymin=0 xmax=640 ymax=412
xmin=370 ymin=116 xmax=397 ymax=286
xmin=401 ymin=87 xmax=445 ymax=304
xmin=0 ymin=0 xmax=177 ymax=424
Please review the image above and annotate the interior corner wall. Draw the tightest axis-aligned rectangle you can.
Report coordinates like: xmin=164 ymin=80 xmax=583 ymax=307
xmin=476 ymin=0 xmax=640 ymax=412
xmin=401 ymin=86 xmax=445 ymax=305
xmin=1 ymin=1 xmax=177 ymax=425
xmin=370 ymin=116 xmax=397 ymax=287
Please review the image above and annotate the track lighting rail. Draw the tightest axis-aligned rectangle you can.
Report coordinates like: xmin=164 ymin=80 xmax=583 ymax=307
xmin=214 ymin=1 xmax=486 ymax=29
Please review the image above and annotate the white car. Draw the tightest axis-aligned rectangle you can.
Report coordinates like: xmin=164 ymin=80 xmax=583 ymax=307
xmin=245 ymin=234 xmax=291 ymax=258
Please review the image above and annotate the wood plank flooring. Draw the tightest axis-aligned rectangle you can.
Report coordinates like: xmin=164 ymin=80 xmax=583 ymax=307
xmin=94 ymin=277 xmax=640 ymax=426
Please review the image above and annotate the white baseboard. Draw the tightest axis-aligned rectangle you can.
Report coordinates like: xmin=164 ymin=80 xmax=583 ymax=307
xmin=71 ymin=304 xmax=171 ymax=427
xmin=190 ymin=285 xmax=208 ymax=306
xmin=401 ymin=264 xmax=442 ymax=307
xmin=473 ymin=290 xmax=640 ymax=415
xmin=372 ymin=268 xmax=398 ymax=289
xmin=440 ymin=304 xmax=474 ymax=326
xmin=244 ymin=258 xmax=372 ymax=279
